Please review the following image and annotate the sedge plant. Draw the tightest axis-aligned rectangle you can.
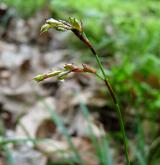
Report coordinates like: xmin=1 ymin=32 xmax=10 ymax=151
xmin=34 ymin=17 xmax=130 ymax=164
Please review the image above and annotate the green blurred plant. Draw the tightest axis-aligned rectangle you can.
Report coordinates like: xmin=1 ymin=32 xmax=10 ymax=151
xmin=1 ymin=0 xmax=160 ymax=163
xmin=79 ymin=94 xmax=114 ymax=165
xmin=3 ymin=0 xmax=45 ymax=17
xmin=50 ymin=1 xmax=160 ymax=118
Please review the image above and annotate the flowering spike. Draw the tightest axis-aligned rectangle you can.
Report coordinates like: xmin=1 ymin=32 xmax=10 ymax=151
xmin=40 ymin=17 xmax=94 ymax=52
xmin=40 ymin=18 xmax=72 ymax=34
xmin=33 ymin=71 xmax=61 ymax=82
xmin=40 ymin=17 xmax=83 ymax=33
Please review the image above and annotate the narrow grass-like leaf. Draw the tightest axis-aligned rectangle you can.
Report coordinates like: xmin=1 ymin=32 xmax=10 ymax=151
xmin=130 ymin=142 xmax=146 ymax=165
xmin=3 ymin=145 xmax=15 ymax=165
xmin=39 ymin=98 xmax=83 ymax=165
xmin=79 ymin=94 xmax=114 ymax=165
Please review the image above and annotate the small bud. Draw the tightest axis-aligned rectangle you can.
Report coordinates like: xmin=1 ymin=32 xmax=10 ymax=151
xmin=33 ymin=70 xmax=61 ymax=82
xmin=64 ymin=64 xmax=77 ymax=71
xmin=40 ymin=24 xmax=51 ymax=33
xmin=69 ymin=17 xmax=83 ymax=32
xmin=82 ymin=64 xmax=96 ymax=73
xmin=64 ymin=64 xmax=84 ymax=72
xmin=33 ymin=74 xmax=48 ymax=82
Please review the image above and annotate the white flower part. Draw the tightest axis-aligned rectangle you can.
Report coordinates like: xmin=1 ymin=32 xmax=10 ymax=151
xmin=46 ymin=18 xmax=72 ymax=31
xmin=46 ymin=18 xmax=63 ymax=26
xmin=40 ymin=24 xmax=51 ymax=33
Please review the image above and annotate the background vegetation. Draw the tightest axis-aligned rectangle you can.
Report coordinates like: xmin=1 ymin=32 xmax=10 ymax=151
xmin=1 ymin=0 xmax=160 ymax=164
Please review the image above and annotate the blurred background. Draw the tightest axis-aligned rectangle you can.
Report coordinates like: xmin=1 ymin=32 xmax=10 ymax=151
xmin=0 ymin=0 xmax=160 ymax=164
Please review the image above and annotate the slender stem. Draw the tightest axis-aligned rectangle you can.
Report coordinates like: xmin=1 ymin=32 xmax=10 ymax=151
xmin=72 ymin=27 xmax=130 ymax=164
xmin=95 ymin=73 xmax=104 ymax=81
xmin=90 ymin=46 xmax=130 ymax=165
xmin=115 ymin=103 xmax=130 ymax=164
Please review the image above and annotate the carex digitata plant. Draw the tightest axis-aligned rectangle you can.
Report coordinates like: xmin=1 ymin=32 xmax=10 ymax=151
xmin=34 ymin=17 xmax=130 ymax=164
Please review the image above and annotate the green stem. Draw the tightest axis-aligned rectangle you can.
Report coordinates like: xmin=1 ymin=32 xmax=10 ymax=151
xmin=72 ymin=28 xmax=130 ymax=164
xmin=90 ymin=47 xmax=130 ymax=165
xmin=115 ymin=103 xmax=130 ymax=165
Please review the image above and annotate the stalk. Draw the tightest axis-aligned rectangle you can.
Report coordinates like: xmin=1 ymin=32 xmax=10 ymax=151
xmin=73 ymin=29 xmax=130 ymax=164
xmin=39 ymin=17 xmax=130 ymax=164
xmin=90 ymin=45 xmax=130 ymax=165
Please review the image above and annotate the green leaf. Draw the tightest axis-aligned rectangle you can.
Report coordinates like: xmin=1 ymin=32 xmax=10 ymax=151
xmin=69 ymin=17 xmax=83 ymax=32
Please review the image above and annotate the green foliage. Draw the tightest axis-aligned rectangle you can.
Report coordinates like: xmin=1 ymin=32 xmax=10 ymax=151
xmin=41 ymin=98 xmax=83 ymax=165
xmin=49 ymin=0 xmax=160 ymax=114
xmin=49 ymin=1 xmax=160 ymax=163
xmin=2 ymin=145 xmax=15 ymax=165
xmin=79 ymin=97 xmax=114 ymax=165
xmin=2 ymin=0 xmax=160 ymax=163
xmin=3 ymin=0 xmax=45 ymax=17
xmin=147 ymin=137 xmax=160 ymax=165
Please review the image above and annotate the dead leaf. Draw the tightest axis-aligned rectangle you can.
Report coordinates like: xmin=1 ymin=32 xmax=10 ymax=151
xmin=16 ymin=97 xmax=56 ymax=138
